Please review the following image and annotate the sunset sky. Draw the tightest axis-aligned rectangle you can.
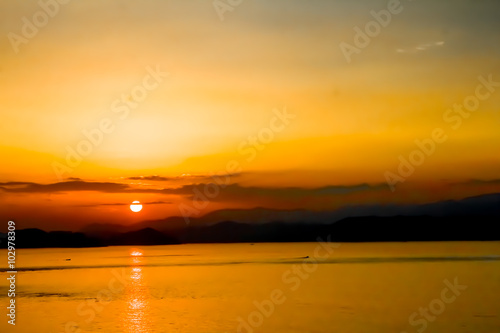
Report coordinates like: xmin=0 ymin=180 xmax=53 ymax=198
xmin=1 ymin=0 xmax=500 ymax=230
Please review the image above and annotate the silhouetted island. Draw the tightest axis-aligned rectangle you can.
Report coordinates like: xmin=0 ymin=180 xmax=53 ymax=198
xmin=1 ymin=215 xmax=498 ymax=248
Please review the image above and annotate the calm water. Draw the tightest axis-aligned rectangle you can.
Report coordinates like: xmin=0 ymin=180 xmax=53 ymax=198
xmin=1 ymin=242 xmax=500 ymax=333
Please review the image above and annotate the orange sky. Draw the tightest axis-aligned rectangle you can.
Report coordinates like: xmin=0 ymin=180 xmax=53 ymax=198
xmin=1 ymin=0 xmax=500 ymax=230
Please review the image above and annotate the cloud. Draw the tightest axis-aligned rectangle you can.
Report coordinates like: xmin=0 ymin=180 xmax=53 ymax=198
xmin=0 ymin=181 xmax=36 ymax=186
xmin=396 ymin=41 xmax=445 ymax=54
xmin=126 ymin=173 xmax=242 ymax=182
xmin=6 ymin=179 xmax=497 ymax=206
xmin=458 ymin=179 xmax=500 ymax=185
xmin=75 ymin=201 xmax=172 ymax=207
xmin=0 ymin=181 xmax=129 ymax=193
xmin=163 ymin=183 xmax=388 ymax=203
xmin=127 ymin=175 xmax=170 ymax=181
xmin=0 ymin=180 xmax=384 ymax=199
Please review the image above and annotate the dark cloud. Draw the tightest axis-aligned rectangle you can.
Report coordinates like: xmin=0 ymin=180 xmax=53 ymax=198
xmin=461 ymin=179 xmax=500 ymax=185
xmin=75 ymin=201 xmax=172 ymax=207
xmin=0 ymin=180 xmax=384 ymax=199
xmin=127 ymin=176 xmax=170 ymax=181
xmin=126 ymin=173 xmax=241 ymax=182
xmin=172 ymin=183 xmax=387 ymax=202
xmin=0 ymin=181 xmax=129 ymax=193
xmin=0 ymin=182 xmax=37 ymax=186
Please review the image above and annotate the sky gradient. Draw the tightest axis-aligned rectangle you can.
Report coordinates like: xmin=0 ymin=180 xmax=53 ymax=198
xmin=1 ymin=0 xmax=500 ymax=230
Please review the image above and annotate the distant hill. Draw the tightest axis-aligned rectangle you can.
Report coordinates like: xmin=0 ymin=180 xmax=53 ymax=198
xmin=0 ymin=228 xmax=179 ymax=249
xmin=3 ymin=193 xmax=499 ymax=247
xmin=175 ymin=216 xmax=499 ymax=243
xmin=80 ymin=223 xmax=131 ymax=239
xmin=0 ymin=229 xmax=101 ymax=248
xmin=107 ymin=228 xmax=180 ymax=246
xmin=2 ymin=215 xmax=499 ymax=248
xmin=89 ymin=191 xmax=500 ymax=235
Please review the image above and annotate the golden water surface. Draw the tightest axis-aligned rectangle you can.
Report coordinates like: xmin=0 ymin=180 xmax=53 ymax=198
xmin=1 ymin=242 xmax=499 ymax=332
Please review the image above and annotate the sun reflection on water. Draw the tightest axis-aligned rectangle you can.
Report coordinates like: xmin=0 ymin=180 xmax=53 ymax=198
xmin=131 ymin=250 xmax=143 ymax=257
xmin=122 ymin=249 xmax=153 ymax=333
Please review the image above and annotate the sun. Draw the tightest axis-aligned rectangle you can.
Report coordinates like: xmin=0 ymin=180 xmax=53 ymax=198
xmin=130 ymin=201 xmax=143 ymax=212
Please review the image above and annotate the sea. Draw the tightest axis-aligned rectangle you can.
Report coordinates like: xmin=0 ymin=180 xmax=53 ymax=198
xmin=1 ymin=241 xmax=499 ymax=332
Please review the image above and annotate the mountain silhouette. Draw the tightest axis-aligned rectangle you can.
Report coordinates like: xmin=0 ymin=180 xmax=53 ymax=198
xmin=3 ymin=193 xmax=499 ymax=248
